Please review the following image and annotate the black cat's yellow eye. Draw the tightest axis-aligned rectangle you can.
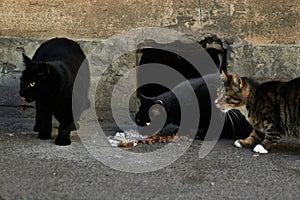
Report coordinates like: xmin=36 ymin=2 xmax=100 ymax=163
xmin=29 ymin=82 xmax=35 ymax=87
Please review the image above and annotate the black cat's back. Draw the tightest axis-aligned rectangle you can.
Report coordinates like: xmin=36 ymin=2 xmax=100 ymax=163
xmin=33 ymin=38 xmax=85 ymax=62
xmin=35 ymin=37 xmax=90 ymax=105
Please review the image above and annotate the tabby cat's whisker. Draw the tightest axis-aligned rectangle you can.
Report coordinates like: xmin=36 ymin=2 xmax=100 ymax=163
xmin=229 ymin=110 xmax=240 ymax=123
xmin=226 ymin=110 xmax=236 ymax=133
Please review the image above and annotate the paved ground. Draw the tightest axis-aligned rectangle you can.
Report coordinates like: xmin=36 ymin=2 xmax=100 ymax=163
xmin=0 ymin=107 xmax=300 ymax=200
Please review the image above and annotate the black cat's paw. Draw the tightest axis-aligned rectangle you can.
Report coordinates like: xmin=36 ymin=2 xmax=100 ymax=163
xmin=55 ymin=134 xmax=71 ymax=146
xmin=38 ymin=132 xmax=52 ymax=140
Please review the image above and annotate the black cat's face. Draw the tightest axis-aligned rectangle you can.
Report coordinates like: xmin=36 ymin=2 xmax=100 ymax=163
xmin=19 ymin=54 xmax=50 ymax=102
xmin=135 ymin=95 xmax=164 ymax=127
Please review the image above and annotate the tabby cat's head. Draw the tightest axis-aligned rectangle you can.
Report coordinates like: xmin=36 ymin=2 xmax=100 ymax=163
xmin=215 ymin=71 xmax=251 ymax=113
xmin=19 ymin=54 xmax=50 ymax=102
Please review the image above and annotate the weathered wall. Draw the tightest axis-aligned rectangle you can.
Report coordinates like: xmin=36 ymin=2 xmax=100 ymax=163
xmin=0 ymin=37 xmax=138 ymax=122
xmin=1 ymin=0 xmax=299 ymax=44
xmin=0 ymin=0 xmax=300 ymax=121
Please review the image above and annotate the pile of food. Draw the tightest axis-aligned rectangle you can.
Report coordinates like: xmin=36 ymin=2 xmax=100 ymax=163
xmin=110 ymin=131 xmax=193 ymax=148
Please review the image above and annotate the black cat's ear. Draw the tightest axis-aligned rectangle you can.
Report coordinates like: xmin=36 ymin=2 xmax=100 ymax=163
xmin=138 ymin=93 xmax=151 ymax=102
xmin=22 ymin=53 xmax=32 ymax=68
xmin=232 ymin=73 xmax=243 ymax=89
xmin=154 ymin=99 xmax=164 ymax=106
xmin=138 ymin=93 xmax=145 ymax=101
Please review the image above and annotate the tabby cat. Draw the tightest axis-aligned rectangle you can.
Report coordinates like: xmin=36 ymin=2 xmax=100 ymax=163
xmin=20 ymin=38 xmax=90 ymax=145
xmin=215 ymin=71 xmax=300 ymax=153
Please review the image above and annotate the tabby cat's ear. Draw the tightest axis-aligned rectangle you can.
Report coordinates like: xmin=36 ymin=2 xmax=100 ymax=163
xmin=232 ymin=73 xmax=243 ymax=89
xmin=221 ymin=70 xmax=229 ymax=82
xmin=22 ymin=53 xmax=32 ymax=68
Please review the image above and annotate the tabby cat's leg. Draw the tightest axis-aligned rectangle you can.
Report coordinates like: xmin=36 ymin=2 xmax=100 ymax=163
xmin=234 ymin=129 xmax=265 ymax=148
xmin=253 ymin=125 xmax=282 ymax=154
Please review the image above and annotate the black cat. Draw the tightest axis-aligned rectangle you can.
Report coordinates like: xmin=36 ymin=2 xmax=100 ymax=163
xmin=135 ymin=74 xmax=252 ymax=140
xmin=19 ymin=38 xmax=90 ymax=145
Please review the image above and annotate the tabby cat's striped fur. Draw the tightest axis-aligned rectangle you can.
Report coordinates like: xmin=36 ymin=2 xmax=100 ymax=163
xmin=215 ymin=71 xmax=300 ymax=153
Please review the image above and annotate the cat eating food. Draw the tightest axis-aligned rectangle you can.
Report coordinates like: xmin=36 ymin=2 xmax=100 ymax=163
xmin=20 ymin=38 xmax=90 ymax=145
xmin=216 ymin=71 xmax=300 ymax=153
xmin=135 ymin=73 xmax=252 ymax=140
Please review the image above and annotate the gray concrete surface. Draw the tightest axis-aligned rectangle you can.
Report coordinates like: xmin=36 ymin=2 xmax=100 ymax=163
xmin=0 ymin=107 xmax=299 ymax=200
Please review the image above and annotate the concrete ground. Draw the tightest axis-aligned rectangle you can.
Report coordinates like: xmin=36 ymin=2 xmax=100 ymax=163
xmin=0 ymin=107 xmax=300 ymax=200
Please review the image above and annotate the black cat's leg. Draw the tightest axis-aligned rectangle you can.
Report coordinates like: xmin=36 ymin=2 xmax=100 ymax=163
xmin=37 ymin=105 xmax=53 ymax=140
xmin=160 ymin=123 xmax=178 ymax=136
xmin=70 ymin=121 xmax=79 ymax=131
xmin=253 ymin=124 xmax=282 ymax=153
xmin=55 ymin=129 xmax=71 ymax=146
xmin=234 ymin=129 xmax=265 ymax=149
xmin=33 ymin=101 xmax=41 ymax=132
xmin=54 ymin=104 xmax=75 ymax=145
xmin=55 ymin=121 xmax=73 ymax=146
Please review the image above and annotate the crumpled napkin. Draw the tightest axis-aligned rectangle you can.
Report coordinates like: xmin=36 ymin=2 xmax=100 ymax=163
xmin=108 ymin=129 xmax=146 ymax=147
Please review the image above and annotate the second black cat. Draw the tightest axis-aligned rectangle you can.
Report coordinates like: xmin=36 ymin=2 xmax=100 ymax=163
xmin=135 ymin=74 xmax=252 ymax=140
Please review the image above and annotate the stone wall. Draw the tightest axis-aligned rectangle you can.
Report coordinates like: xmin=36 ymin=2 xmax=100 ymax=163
xmin=0 ymin=0 xmax=299 ymax=120
xmin=1 ymin=0 xmax=299 ymax=43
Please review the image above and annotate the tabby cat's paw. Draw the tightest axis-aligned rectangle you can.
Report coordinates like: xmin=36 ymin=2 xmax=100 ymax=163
xmin=55 ymin=134 xmax=71 ymax=146
xmin=234 ymin=140 xmax=242 ymax=148
xmin=253 ymin=144 xmax=268 ymax=154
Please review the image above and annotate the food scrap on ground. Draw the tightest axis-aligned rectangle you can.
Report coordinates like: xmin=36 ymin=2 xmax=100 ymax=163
xmin=108 ymin=130 xmax=193 ymax=148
